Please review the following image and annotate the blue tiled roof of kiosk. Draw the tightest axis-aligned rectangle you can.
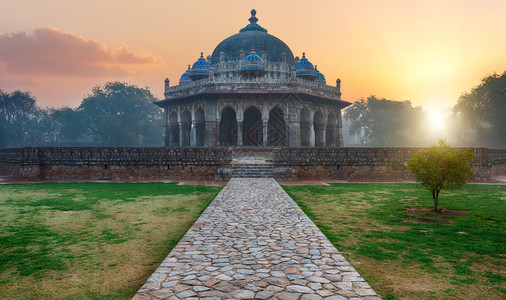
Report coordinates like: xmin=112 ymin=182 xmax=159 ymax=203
xmin=242 ymin=49 xmax=265 ymax=71
xmin=179 ymin=65 xmax=192 ymax=85
xmin=190 ymin=53 xmax=211 ymax=77
xmin=296 ymin=53 xmax=316 ymax=77
xmin=315 ymin=66 xmax=326 ymax=84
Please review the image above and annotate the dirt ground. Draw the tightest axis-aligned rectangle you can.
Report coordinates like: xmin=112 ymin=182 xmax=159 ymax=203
xmin=2 ymin=173 xmax=505 ymax=185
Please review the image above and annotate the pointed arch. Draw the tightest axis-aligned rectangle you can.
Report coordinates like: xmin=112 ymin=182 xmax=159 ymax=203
xmin=169 ymin=111 xmax=179 ymax=146
xmin=243 ymin=106 xmax=263 ymax=146
xmin=220 ymin=106 xmax=238 ymax=146
xmin=268 ymin=106 xmax=286 ymax=146
xmin=300 ymin=108 xmax=311 ymax=146
xmin=180 ymin=109 xmax=191 ymax=146
xmin=195 ymin=108 xmax=205 ymax=146
xmin=326 ymin=112 xmax=337 ymax=147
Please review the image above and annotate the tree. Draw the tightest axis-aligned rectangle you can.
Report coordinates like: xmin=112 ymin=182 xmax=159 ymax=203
xmin=0 ymin=89 xmax=40 ymax=145
xmin=77 ymin=82 xmax=163 ymax=146
xmin=406 ymin=140 xmax=475 ymax=211
xmin=453 ymin=71 xmax=506 ymax=148
xmin=344 ymin=96 xmax=427 ymax=146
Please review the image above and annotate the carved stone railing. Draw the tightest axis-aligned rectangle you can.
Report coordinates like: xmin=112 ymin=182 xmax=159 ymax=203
xmin=163 ymin=77 xmax=341 ymax=100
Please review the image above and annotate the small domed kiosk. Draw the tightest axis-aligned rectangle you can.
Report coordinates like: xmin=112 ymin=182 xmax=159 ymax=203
xmin=157 ymin=9 xmax=350 ymax=148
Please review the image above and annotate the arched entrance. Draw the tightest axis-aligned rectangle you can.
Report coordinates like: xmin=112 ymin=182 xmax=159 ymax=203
xmin=326 ymin=112 xmax=336 ymax=147
xmin=220 ymin=106 xmax=238 ymax=146
xmin=314 ymin=110 xmax=325 ymax=147
xmin=243 ymin=106 xmax=263 ymax=146
xmin=268 ymin=106 xmax=286 ymax=146
xmin=300 ymin=108 xmax=311 ymax=146
xmin=169 ymin=111 xmax=179 ymax=146
xmin=195 ymin=108 xmax=205 ymax=146
xmin=180 ymin=110 xmax=191 ymax=146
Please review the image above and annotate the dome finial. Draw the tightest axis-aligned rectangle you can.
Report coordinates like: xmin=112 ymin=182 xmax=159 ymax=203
xmin=240 ymin=9 xmax=267 ymax=33
xmin=249 ymin=9 xmax=258 ymax=24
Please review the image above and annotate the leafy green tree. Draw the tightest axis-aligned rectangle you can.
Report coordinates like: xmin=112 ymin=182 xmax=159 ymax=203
xmin=406 ymin=140 xmax=475 ymax=211
xmin=344 ymin=96 xmax=427 ymax=146
xmin=77 ymin=82 xmax=163 ymax=146
xmin=0 ymin=117 xmax=7 ymax=148
xmin=453 ymin=71 xmax=506 ymax=148
xmin=47 ymin=107 xmax=87 ymax=143
xmin=0 ymin=89 xmax=40 ymax=145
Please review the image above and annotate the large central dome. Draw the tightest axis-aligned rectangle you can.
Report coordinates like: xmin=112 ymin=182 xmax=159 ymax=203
xmin=211 ymin=10 xmax=295 ymax=65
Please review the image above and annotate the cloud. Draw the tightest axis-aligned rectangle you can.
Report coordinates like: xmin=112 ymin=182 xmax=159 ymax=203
xmin=0 ymin=27 xmax=164 ymax=77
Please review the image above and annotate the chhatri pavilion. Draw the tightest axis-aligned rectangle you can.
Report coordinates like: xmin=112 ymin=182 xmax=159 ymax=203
xmin=156 ymin=9 xmax=350 ymax=148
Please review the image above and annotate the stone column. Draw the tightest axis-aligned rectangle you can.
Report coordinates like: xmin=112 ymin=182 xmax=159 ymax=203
xmin=163 ymin=108 xmax=169 ymax=146
xmin=263 ymin=121 xmax=268 ymax=147
xmin=337 ymin=112 xmax=344 ymax=147
xmin=310 ymin=123 xmax=315 ymax=147
xmin=237 ymin=122 xmax=243 ymax=147
xmin=190 ymin=121 xmax=197 ymax=146
xmin=321 ymin=124 xmax=327 ymax=147
xmin=164 ymin=127 xmax=170 ymax=147
xmin=287 ymin=121 xmax=301 ymax=146
xmin=204 ymin=121 xmax=217 ymax=147
xmin=179 ymin=123 xmax=185 ymax=146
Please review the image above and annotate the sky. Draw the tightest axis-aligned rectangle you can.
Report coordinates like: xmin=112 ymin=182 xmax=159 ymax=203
xmin=0 ymin=0 xmax=505 ymax=118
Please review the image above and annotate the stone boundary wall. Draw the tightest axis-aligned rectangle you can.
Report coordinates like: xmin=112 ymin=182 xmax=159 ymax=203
xmin=1 ymin=147 xmax=505 ymax=182
xmin=272 ymin=147 xmax=506 ymax=182
xmin=0 ymin=147 xmax=231 ymax=181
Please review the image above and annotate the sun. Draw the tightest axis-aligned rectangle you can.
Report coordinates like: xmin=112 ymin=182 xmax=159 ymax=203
xmin=427 ymin=111 xmax=446 ymax=132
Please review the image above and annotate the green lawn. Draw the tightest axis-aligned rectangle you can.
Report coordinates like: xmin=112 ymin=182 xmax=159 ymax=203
xmin=0 ymin=182 xmax=222 ymax=299
xmin=283 ymin=183 xmax=506 ymax=300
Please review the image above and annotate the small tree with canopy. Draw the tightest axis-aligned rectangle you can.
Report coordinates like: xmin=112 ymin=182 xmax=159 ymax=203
xmin=406 ymin=140 xmax=475 ymax=211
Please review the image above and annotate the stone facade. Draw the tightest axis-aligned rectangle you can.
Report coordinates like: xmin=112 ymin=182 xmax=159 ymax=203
xmin=157 ymin=10 xmax=350 ymax=148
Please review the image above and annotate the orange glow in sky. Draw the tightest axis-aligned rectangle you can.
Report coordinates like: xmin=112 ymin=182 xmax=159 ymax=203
xmin=1 ymin=0 xmax=505 ymax=117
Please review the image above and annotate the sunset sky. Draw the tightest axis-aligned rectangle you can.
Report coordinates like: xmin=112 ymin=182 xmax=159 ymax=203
xmin=1 ymin=0 xmax=505 ymax=118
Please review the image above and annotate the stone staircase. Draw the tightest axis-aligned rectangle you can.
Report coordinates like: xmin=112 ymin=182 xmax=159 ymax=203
xmin=231 ymin=152 xmax=273 ymax=178
xmin=232 ymin=162 xmax=273 ymax=178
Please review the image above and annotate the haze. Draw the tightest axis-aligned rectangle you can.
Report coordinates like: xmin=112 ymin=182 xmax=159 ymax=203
xmin=1 ymin=0 xmax=505 ymax=117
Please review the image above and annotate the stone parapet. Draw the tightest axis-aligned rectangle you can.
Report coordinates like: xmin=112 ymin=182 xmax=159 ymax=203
xmin=273 ymin=147 xmax=506 ymax=182
xmin=2 ymin=147 xmax=505 ymax=182
xmin=0 ymin=147 xmax=232 ymax=181
xmin=163 ymin=77 xmax=341 ymax=100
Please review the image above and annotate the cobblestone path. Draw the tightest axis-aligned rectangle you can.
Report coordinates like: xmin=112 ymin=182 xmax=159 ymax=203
xmin=133 ymin=178 xmax=379 ymax=300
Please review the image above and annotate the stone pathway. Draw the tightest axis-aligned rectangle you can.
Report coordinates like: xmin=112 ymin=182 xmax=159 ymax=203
xmin=133 ymin=178 xmax=379 ymax=300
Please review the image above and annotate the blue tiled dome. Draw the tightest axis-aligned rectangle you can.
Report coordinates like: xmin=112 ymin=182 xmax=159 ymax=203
xmin=315 ymin=65 xmax=326 ymax=85
xmin=179 ymin=65 xmax=192 ymax=85
xmin=242 ymin=49 xmax=265 ymax=71
xmin=241 ymin=49 xmax=266 ymax=78
xmin=190 ymin=53 xmax=211 ymax=80
xmin=295 ymin=53 xmax=316 ymax=80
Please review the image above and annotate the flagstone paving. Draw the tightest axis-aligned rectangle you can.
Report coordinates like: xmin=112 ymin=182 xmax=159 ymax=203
xmin=133 ymin=178 xmax=379 ymax=300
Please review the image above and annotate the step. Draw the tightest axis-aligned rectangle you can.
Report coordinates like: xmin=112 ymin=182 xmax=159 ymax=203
xmin=231 ymin=163 xmax=273 ymax=178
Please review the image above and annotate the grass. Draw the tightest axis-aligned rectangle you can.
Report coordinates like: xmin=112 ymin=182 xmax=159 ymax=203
xmin=283 ymin=183 xmax=506 ymax=300
xmin=0 ymin=182 xmax=222 ymax=299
